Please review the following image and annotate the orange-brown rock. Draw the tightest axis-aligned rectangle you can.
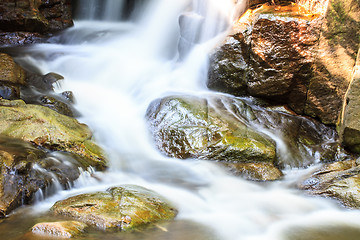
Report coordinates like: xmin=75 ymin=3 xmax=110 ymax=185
xmin=208 ymin=0 xmax=360 ymax=125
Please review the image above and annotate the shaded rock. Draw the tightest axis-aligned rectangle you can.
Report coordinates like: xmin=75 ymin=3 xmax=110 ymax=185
xmin=146 ymin=95 xmax=276 ymax=163
xmin=222 ymin=162 xmax=283 ymax=181
xmin=0 ymin=0 xmax=73 ymax=46
xmin=338 ymin=49 xmax=360 ymax=153
xmin=146 ymin=94 xmax=338 ymax=169
xmin=298 ymin=160 xmax=360 ymax=208
xmin=31 ymin=221 xmax=87 ymax=238
xmin=208 ymin=1 xmax=360 ymax=125
xmin=51 ymin=185 xmax=178 ymax=231
xmin=0 ymin=135 xmax=98 ymax=218
xmin=207 ymin=35 xmax=248 ymax=96
xmin=0 ymin=99 xmax=107 ymax=169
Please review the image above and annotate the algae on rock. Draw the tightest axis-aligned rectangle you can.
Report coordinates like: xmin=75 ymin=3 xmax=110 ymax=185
xmin=51 ymin=185 xmax=178 ymax=231
xmin=0 ymin=99 xmax=107 ymax=170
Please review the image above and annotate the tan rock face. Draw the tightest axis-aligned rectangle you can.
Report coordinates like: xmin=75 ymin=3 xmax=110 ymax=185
xmin=0 ymin=0 xmax=73 ymax=45
xmin=338 ymin=49 xmax=360 ymax=153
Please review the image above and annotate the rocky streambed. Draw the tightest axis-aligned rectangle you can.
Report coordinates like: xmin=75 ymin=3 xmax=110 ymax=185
xmin=0 ymin=0 xmax=360 ymax=239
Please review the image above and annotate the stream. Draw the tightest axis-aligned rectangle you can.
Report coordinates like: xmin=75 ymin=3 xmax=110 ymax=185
xmin=2 ymin=0 xmax=360 ymax=239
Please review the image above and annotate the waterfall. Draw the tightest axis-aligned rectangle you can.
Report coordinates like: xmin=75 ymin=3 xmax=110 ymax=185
xmin=11 ymin=0 xmax=360 ymax=239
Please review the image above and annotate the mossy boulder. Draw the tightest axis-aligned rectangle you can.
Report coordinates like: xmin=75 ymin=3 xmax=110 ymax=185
xmin=0 ymin=99 xmax=107 ymax=169
xmin=51 ymin=185 xmax=178 ymax=231
xmin=0 ymin=135 xmax=99 ymax=217
xmin=298 ymin=160 xmax=360 ymax=208
xmin=146 ymin=94 xmax=338 ymax=174
xmin=146 ymin=95 xmax=276 ymax=163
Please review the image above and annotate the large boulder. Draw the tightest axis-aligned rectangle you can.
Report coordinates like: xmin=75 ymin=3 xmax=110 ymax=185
xmin=0 ymin=0 xmax=73 ymax=45
xmin=208 ymin=0 xmax=360 ymax=125
xmin=298 ymin=160 xmax=360 ymax=208
xmin=146 ymin=94 xmax=338 ymax=180
xmin=0 ymin=135 xmax=98 ymax=217
xmin=146 ymin=95 xmax=276 ymax=163
xmin=51 ymin=185 xmax=178 ymax=231
xmin=0 ymin=98 xmax=107 ymax=169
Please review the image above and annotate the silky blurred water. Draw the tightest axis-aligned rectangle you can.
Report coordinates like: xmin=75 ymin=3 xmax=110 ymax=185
xmin=4 ymin=0 xmax=360 ymax=239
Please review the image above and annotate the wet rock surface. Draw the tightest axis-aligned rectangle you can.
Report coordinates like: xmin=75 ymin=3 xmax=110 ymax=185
xmin=298 ymin=160 xmax=360 ymax=208
xmin=146 ymin=94 xmax=338 ymax=180
xmin=0 ymin=135 xmax=96 ymax=218
xmin=51 ymin=185 xmax=178 ymax=231
xmin=208 ymin=1 xmax=360 ymax=125
xmin=0 ymin=98 xmax=107 ymax=169
xmin=0 ymin=0 xmax=73 ymax=46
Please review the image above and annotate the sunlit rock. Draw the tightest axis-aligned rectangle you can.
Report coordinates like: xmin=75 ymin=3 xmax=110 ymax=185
xmin=31 ymin=221 xmax=87 ymax=238
xmin=51 ymin=185 xmax=178 ymax=231
xmin=0 ymin=135 xmax=96 ymax=218
xmin=338 ymin=49 xmax=360 ymax=153
xmin=208 ymin=0 xmax=360 ymax=125
xmin=298 ymin=160 xmax=360 ymax=208
xmin=0 ymin=99 xmax=107 ymax=169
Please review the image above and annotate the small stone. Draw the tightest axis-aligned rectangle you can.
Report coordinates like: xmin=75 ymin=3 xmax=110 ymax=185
xmin=31 ymin=221 xmax=87 ymax=238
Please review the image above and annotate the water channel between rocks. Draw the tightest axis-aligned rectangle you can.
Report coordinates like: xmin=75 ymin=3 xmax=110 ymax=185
xmin=1 ymin=0 xmax=360 ymax=239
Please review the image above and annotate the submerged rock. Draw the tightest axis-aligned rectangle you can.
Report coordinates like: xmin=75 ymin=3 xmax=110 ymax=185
xmin=0 ymin=135 xmax=97 ymax=217
xmin=0 ymin=99 xmax=107 ymax=169
xmin=222 ymin=162 xmax=283 ymax=181
xmin=51 ymin=185 xmax=178 ymax=231
xmin=298 ymin=160 xmax=360 ymax=208
xmin=146 ymin=94 xmax=338 ymax=178
xmin=31 ymin=221 xmax=87 ymax=238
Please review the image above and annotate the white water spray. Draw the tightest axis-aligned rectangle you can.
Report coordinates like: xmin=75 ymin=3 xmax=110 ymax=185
xmin=13 ymin=0 xmax=360 ymax=239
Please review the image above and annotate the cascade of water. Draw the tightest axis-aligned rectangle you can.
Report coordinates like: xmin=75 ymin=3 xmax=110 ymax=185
xmin=11 ymin=0 xmax=360 ymax=239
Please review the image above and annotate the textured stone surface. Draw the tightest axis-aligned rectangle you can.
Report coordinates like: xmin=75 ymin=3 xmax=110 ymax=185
xmin=51 ymin=185 xmax=178 ymax=231
xmin=338 ymin=49 xmax=360 ymax=153
xmin=0 ymin=135 xmax=97 ymax=218
xmin=298 ymin=160 xmax=360 ymax=208
xmin=208 ymin=1 xmax=360 ymax=125
xmin=31 ymin=221 xmax=87 ymax=238
xmin=0 ymin=99 xmax=107 ymax=169
xmin=0 ymin=0 xmax=73 ymax=45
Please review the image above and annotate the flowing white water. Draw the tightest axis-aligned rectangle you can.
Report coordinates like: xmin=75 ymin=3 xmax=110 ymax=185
xmin=13 ymin=0 xmax=360 ymax=239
